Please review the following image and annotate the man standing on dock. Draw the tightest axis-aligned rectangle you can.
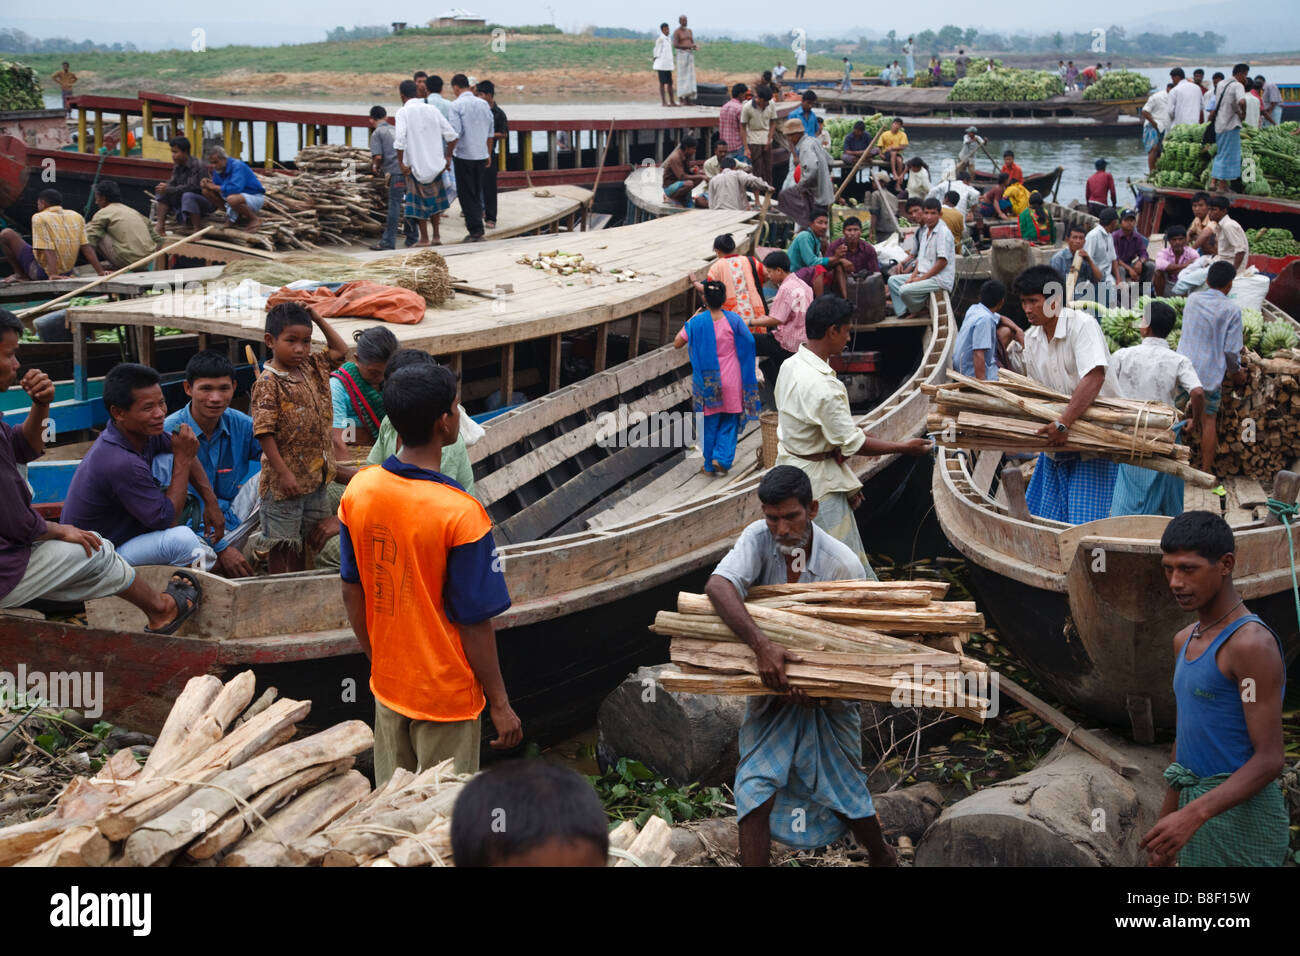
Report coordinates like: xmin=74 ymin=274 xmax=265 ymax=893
xmin=368 ymin=105 xmax=417 ymax=250
xmin=1210 ymin=65 xmax=1248 ymax=193
xmin=740 ymin=85 xmax=777 ymax=185
xmin=394 ymin=79 xmax=458 ymax=247
xmin=775 ymin=297 xmax=932 ymax=572
xmin=51 ymin=62 xmax=77 ymax=112
xmin=672 ymin=15 xmax=698 ymax=106
xmin=448 ymin=74 xmax=494 ymax=243
xmin=795 ymin=41 xmax=807 ymax=80
xmin=703 ymin=465 xmax=896 ymax=867
xmin=903 ymin=37 xmax=916 ymax=81
xmin=1142 ymin=511 xmax=1289 ymax=867
xmin=1016 ymin=264 xmax=1121 ymax=523
xmin=653 ymin=23 xmax=676 ymax=107
xmin=476 ymin=81 xmax=508 ymax=231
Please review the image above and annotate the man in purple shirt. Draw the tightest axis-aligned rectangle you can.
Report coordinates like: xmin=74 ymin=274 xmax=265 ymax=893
xmin=826 ymin=217 xmax=880 ymax=275
xmin=62 ymin=363 xmax=224 ymax=568
xmin=1112 ymin=209 xmax=1154 ymax=298
xmin=0 ymin=311 xmax=201 ymax=632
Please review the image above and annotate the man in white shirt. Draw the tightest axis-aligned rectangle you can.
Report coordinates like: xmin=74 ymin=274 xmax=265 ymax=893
xmin=887 ymin=198 xmax=955 ymax=318
xmin=1083 ymin=209 xmax=1119 ymax=307
xmin=795 ymin=44 xmax=807 ymax=80
xmin=1207 ymin=195 xmax=1248 ymax=273
xmin=1211 ymin=64 xmax=1248 ymax=192
xmin=1141 ymin=84 xmax=1172 ymax=172
xmin=1015 ymin=264 xmax=1121 ymax=524
xmin=447 ymin=73 xmax=495 ymax=242
xmin=955 ymin=127 xmax=987 ymax=176
xmin=1203 ymin=71 xmax=1223 ymax=113
xmin=928 ymin=168 xmax=980 ymax=215
xmin=652 ymin=23 xmax=675 ymax=107
xmin=393 ymin=79 xmax=458 ymax=247
xmin=1109 ymin=301 xmax=1204 ymax=517
xmin=1168 ymin=68 xmax=1203 ymax=127
xmin=774 ymin=297 xmax=932 ymax=572
xmin=773 ymin=61 xmax=787 ymax=82
xmin=704 ymin=158 xmax=771 ymax=211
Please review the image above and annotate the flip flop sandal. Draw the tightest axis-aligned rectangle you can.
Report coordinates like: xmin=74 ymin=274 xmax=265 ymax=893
xmin=144 ymin=569 xmax=203 ymax=635
xmin=712 ymin=461 xmax=730 ymax=475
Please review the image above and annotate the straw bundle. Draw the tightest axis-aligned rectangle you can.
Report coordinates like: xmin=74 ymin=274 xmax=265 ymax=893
xmin=216 ymin=249 xmax=453 ymax=306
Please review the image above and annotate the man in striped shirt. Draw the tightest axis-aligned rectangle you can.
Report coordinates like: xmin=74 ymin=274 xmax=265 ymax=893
xmin=719 ymin=84 xmax=747 ymax=159
xmin=1 ymin=189 xmax=105 ymax=283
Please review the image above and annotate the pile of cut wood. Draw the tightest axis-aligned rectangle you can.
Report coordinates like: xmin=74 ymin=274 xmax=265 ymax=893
xmin=185 ymin=146 xmax=388 ymax=252
xmin=1186 ymin=349 xmax=1300 ymax=481
xmin=0 ymin=672 xmax=673 ymax=867
xmin=925 ymin=369 xmax=1216 ymax=488
xmin=651 ymin=582 xmax=991 ymax=720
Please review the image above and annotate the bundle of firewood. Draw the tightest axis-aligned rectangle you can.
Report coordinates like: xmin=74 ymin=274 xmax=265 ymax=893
xmin=0 ymin=672 xmax=675 ymax=867
xmin=925 ymin=369 xmax=1217 ymax=488
xmin=651 ymin=582 xmax=991 ymax=720
xmin=179 ymin=146 xmax=389 ymax=252
xmin=1186 ymin=349 xmax=1300 ymax=481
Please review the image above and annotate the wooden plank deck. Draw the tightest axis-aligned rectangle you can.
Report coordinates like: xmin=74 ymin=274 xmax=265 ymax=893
xmin=64 ymin=211 xmax=761 ymax=357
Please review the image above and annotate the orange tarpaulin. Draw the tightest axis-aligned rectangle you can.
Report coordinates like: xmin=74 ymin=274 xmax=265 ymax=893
xmin=266 ymin=281 xmax=426 ymax=325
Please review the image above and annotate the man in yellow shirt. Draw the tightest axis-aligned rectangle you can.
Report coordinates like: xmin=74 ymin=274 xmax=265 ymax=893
xmin=86 ymin=180 xmax=162 ymax=270
xmin=876 ymin=118 xmax=909 ymax=184
xmin=1 ymin=189 xmax=105 ymax=283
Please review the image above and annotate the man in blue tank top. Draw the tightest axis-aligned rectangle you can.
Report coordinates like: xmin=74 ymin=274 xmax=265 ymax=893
xmin=1141 ymin=510 xmax=1289 ymax=867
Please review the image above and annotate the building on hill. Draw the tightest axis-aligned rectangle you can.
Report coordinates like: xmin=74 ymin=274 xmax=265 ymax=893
xmin=431 ymin=9 xmax=486 ymax=28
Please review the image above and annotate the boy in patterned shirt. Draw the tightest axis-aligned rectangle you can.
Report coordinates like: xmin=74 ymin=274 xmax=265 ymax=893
xmin=250 ymin=303 xmax=348 ymax=573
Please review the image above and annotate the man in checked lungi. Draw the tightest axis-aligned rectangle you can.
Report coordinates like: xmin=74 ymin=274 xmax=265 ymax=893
xmin=1140 ymin=511 xmax=1288 ymax=867
xmin=1017 ymin=264 xmax=1121 ymax=523
xmin=703 ymin=466 xmax=897 ymax=867
xmin=393 ymin=79 xmax=458 ymax=248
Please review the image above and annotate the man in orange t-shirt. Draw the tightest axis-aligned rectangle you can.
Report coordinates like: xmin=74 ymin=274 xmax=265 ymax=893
xmin=1000 ymin=150 xmax=1024 ymax=185
xmin=338 ymin=363 xmax=521 ymax=783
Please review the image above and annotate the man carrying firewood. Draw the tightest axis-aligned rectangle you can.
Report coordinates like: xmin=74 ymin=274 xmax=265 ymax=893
xmin=702 ymin=465 xmax=897 ymax=868
xmin=1017 ymin=264 xmax=1121 ymax=523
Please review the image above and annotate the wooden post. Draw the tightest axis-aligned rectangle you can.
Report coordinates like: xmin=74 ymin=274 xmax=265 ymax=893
xmin=549 ymin=334 xmax=562 ymax=392
xmin=448 ymin=352 xmax=463 ymax=380
xmin=523 ymin=132 xmax=533 ymax=171
xmin=246 ymin=121 xmax=255 ymax=164
xmin=500 ymin=343 xmax=515 ymax=405
xmin=136 ymin=325 xmax=156 ymax=370
xmin=306 ymin=125 xmax=316 ymax=147
xmin=1266 ymin=471 xmax=1300 ymax=525
xmin=93 ymin=111 xmax=104 ymax=153
xmin=594 ymin=323 xmax=608 ymax=372
xmin=119 ymin=112 xmax=129 ymax=156
xmin=182 ymin=105 xmax=191 ymax=148
xmin=142 ymin=101 xmax=153 ymax=140
xmin=655 ymin=128 xmax=664 ymax=163
xmin=660 ymin=300 xmax=671 ymax=344
xmin=297 ymin=124 xmax=303 ymax=152
xmin=344 ymin=127 xmax=353 ymax=147
xmin=999 ymin=463 xmax=1033 ymax=521
xmin=77 ymin=108 xmax=87 ymax=152
xmin=628 ymin=312 xmax=642 ymax=359
xmin=266 ymin=122 xmax=276 ymax=171
xmin=548 ymin=131 xmax=558 ymax=171
xmin=222 ymin=119 xmax=233 ymax=154
xmin=72 ymin=321 xmax=88 ymax=401
xmin=618 ymin=129 xmax=630 ymax=167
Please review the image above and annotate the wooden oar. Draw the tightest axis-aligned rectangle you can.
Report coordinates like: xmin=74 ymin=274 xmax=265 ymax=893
xmin=583 ymin=120 xmax=616 ymax=231
xmin=997 ymin=676 xmax=1140 ymax=777
xmin=16 ymin=225 xmax=217 ymax=324
xmin=750 ymin=189 xmax=772 ymax=254
xmin=831 ymin=126 xmax=884 ymax=206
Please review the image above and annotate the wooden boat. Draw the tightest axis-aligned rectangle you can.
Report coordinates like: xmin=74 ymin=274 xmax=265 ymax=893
xmin=623 ymin=165 xmax=796 ymax=246
xmin=969 ymin=166 xmax=1064 ymax=200
xmin=1 ymin=292 xmax=955 ymax=743
xmin=932 ymin=302 xmax=1300 ymax=738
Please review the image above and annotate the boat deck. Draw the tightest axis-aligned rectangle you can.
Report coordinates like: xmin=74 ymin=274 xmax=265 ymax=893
xmin=64 ymin=210 xmax=760 ymax=358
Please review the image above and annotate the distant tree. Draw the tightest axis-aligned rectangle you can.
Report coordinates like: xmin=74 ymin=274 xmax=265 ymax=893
xmin=917 ymin=29 xmax=937 ymax=53
xmin=936 ymin=25 xmax=964 ymax=50
xmin=886 ymin=29 xmax=897 ymax=47
xmin=963 ymin=27 xmax=978 ymax=47
xmin=1053 ymin=31 xmax=1063 ymax=51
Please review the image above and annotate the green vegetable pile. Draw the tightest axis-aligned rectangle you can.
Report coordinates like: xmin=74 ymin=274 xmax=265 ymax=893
xmin=1247 ymin=227 xmax=1300 ymax=258
xmin=939 ymin=57 xmax=1001 ymax=81
xmin=1081 ymin=71 xmax=1152 ymax=101
xmin=1078 ymin=295 xmax=1294 ymax=357
xmin=911 ymin=72 xmax=934 ymax=88
xmin=1152 ymin=121 xmax=1300 ymax=198
xmin=825 ymin=114 xmax=887 ymax=161
xmin=948 ymin=68 xmax=1064 ymax=103
xmin=0 ymin=60 xmax=43 ymax=111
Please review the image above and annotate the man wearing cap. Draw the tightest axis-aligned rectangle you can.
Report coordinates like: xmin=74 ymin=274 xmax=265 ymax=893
xmin=1113 ymin=209 xmax=1154 ymax=297
xmin=1085 ymin=159 xmax=1117 ymax=218
xmin=1083 ymin=207 xmax=1120 ymax=307
xmin=777 ymin=117 xmax=832 ymax=233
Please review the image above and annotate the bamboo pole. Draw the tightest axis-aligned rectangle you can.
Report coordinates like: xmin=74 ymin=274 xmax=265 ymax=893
xmin=831 ymin=127 xmax=884 ymax=206
xmin=17 ymin=226 xmax=217 ymax=322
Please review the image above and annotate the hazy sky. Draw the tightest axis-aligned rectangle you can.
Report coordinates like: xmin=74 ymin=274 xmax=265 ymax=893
xmin=6 ymin=0 xmax=1296 ymax=48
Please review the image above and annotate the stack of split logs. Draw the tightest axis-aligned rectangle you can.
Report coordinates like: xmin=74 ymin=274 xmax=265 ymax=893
xmin=1187 ymin=350 xmax=1300 ymax=480
xmin=651 ymin=582 xmax=991 ymax=720
xmin=925 ymin=369 xmax=1216 ymax=488
xmin=0 ymin=672 xmax=675 ymax=867
xmin=197 ymin=146 xmax=388 ymax=252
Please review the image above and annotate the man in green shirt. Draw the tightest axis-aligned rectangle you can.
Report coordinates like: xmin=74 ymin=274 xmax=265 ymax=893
xmin=86 ymin=180 xmax=162 ymax=270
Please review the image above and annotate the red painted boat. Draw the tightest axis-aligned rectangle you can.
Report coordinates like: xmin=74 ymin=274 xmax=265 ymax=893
xmin=0 ymin=135 xmax=30 ymax=209
xmin=970 ymin=165 xmax=1063 ymax=199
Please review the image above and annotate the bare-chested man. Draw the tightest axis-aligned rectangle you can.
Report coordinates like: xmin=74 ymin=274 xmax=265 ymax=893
xmin=672 ymin=15 xmax=698 ymax=105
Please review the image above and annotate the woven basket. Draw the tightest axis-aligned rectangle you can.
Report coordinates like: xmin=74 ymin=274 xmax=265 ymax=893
xmin=760 ymin=411 xmax=780 ymax=469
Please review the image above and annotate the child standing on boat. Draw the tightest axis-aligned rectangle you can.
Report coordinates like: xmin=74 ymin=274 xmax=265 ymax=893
xmin=250 ymin=303 xmax=348 ymax=574
xmin=338 ymin=362 xmax=520 ymax=783
xmin=1142 ymin=511 xmax=1288 ymax=867
xmin=674 ymin=280 xmax=760 ymax=476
